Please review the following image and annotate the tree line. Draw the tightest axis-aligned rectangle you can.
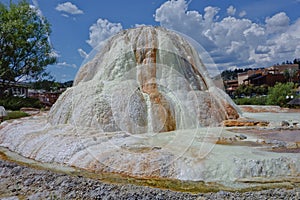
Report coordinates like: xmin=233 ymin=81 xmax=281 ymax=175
xmin=221 ymin=59 xmax=300 ymax=81
xmin=233 ymin=82 xmax=298 ymax=107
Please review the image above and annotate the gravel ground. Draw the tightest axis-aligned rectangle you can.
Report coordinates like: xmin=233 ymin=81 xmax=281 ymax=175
xmin=0 ymin=159 xmax=300 ymax=200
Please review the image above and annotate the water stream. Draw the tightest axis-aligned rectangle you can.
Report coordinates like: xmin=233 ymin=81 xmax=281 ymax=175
xmin=142 ymin=93 xmax=154 ymax=133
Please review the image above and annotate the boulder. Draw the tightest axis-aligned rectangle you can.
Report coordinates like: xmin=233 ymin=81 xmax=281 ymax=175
xmin=0 ymin=106 xmax=7 ymax=122
xmin=20 ymin=107 xmax=40 ymax=115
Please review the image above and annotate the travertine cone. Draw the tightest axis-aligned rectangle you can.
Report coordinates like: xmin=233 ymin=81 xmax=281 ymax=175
xmin=49 ymin=26 xmax=240 ymax=133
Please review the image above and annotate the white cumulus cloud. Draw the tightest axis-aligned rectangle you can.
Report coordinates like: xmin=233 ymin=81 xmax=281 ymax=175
xmin=154 ymin=0 xmax=300 ymax=71
xmin=78 ymin=48 xmax=88 ymax=58
xmin=265 ymin=12 xmax=290 ymax=34
xmin=57 ymin=62 xmax=77 ymax=68
xmin=86 ymin=18 xmax=123 ymax=48
xmin=239 ymin=10 xmax=247 ymax=17
xmin=227 ymin=5 xmax=236 ymax=16
xmin=31 ymin=0 xmax=43 ymax=18
xmin=56 ymin=2 xmax=83 ymax=15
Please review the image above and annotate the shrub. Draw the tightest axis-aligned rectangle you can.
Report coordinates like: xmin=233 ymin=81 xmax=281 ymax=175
xmin=266 ymin=82 xmax=297 ymax=107
xmin=234 ymin=96 xmax=267 ymax=105
xmin=0 ymin=96 xmax=42 ymax=110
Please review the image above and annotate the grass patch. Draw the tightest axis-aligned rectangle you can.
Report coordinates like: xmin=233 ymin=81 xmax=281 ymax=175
xmin=3 ymin=111 xmax=29 ymax=120
xmin=233 ymin=96 xmax=267 ymax=105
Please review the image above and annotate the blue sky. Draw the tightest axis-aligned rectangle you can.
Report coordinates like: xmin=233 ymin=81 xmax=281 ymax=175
xmin=1 ymin=0 xmax=300 ymax=82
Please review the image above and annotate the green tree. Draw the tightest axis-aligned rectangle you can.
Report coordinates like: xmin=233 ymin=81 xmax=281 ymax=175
xmin=32 ymin=79 xmax=57 ymax=91
xmin=233 ymin=84 xmax=269 ymax=98
xmin=293 ymin=58 xmax=300 ymax=67
xmin=266 ymin=82 xmax=297 ymax=107
xmin=283 ymin=68 xmax=298 ymax=82
xmin=256 ymin=84 xmax=268 ymax=95
xmin=0 ymin=0 xmax=56 ymax=93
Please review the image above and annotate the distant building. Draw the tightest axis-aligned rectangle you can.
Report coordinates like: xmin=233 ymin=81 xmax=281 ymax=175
xmin=0 ymin=79 xmax=65 ymax=106
xmin=237 ymin=64 xmax=300 ymax=87
xmin=237 ymin=69 xmax=268 ymax=85
xmin=268 ymin=64 xmax=299 ymax=74
xmin=237 ymin=71 xmax=248 ymax=85
xmin=0 ymin=80 xmax=29 ymax=97
xmin=28 ymin=89 xmax=65 ymax=106
xmin=245 ymin=73 xmax=286 ymax=87
xmin=224 ymin=80 xmax=238 ymax=96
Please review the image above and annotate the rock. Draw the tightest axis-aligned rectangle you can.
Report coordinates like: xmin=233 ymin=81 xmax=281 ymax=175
xmin=223 ymin=120 xmax=254 ymax=127
xmin=235 ymin=134 xmax=247 ymax=140
xmin=286 ymin=142 xmax=298 ymax=149
xmin=223 ymin=119 xmax=269 ymax=127
xmin=271 ymin=140 xmax=287 ymax=148
xmin=281 ymin=120 xmax=300 ymax=129
xmin=216 ymin=137 xmax=234 ymax=144
xmin=0 ymin=106 xmax=7 ymax=122
xmin=1 ymin=159 xmax=300 ymax=199
xmin=239 ymin=105 xmax=287 ymax=113
xmin=256 ymin=121 xmax=270 ymax=126
xmin=11 ymin=166 xmax=22 ymax=175
xmin=20 ymin=107 xmax=40 ymax=115
xmin=292 ymin=120 xmax=299 ymax=127
xmin=0 ymin=106 xmax=7 ymax=116
xmin=281 ymin=120 xmax=290 ymax=127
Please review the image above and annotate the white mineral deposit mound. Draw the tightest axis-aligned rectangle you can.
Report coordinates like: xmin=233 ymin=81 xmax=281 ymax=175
xmin=48 ymin=26 xmax=240 ymax=133
xmin=1 ymin=26 xmax=299 ymax=190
